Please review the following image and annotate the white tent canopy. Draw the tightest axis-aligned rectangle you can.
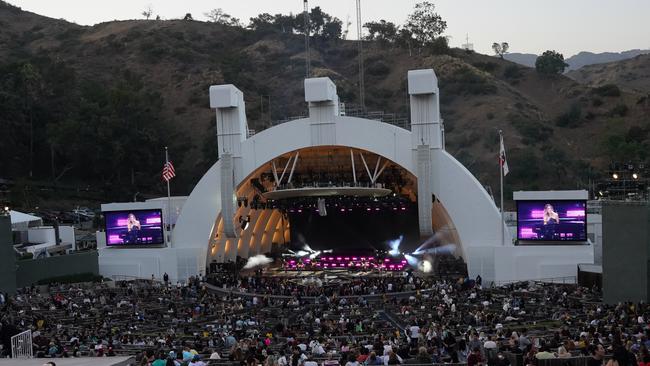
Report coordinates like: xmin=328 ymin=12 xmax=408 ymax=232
xmin=10 ymin=210 xmax=43 ymax=230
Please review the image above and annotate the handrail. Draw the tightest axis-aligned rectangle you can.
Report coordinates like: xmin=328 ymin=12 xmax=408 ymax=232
xmin=205 ymin=282 xmax=433 ymax=302
xmin=494 ymin=276 xmax=577 ymax=286
xmin=11 ymin=330 xmax=33 ymax=359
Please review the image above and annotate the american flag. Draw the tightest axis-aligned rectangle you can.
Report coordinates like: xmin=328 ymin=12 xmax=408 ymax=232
xmin=499 ymin=134 xmax=509 ymax=176
xmin=162 ymin=161 xmax=176 ymax=182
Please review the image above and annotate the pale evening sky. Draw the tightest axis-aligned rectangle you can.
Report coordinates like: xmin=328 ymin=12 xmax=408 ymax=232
xmin=9 ymin=0 xmax=650 ymax=56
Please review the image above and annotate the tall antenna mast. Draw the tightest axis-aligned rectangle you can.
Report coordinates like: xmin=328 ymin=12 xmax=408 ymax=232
xmin=303 ymin=0 xmax=311 ymax=78
xmin=356 ymin=0 xmax=365 ymax=110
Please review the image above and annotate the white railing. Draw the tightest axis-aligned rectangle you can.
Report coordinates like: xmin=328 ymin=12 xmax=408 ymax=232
xmin=11 ymin=330 xmax=33 ymax=359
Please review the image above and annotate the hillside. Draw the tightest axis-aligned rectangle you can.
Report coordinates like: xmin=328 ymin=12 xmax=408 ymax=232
xmin=567 ymin=54 xmax=650 ymax=94
xmin=1 ymin=1 xmax=649 ymax=208
xmin=505 ymin=49 xmax=650 ymax=70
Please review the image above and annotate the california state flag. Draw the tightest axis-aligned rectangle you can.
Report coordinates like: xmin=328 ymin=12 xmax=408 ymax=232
xmin=499 ymin=135 xmax=509 ymax=176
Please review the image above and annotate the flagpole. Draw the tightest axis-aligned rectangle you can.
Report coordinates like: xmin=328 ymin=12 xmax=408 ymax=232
xmin=165 ymin=146 xmax=172 ymax=248
xmin=499 ymin=130 xmax=505 ymax=246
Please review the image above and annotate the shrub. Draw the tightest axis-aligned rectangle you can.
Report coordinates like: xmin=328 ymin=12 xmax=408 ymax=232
xmin=366 ymin=60 xmax=390 ymax=77
xmin=429 ymin=36 xmax=450 ymax=55
xmin=442 ymin=66 xmax=497 ymax=96
xmin=592 ymin=97 xmax=603 ymax=107
xmin=503 ymin=65 xmax=523 ymax=79
xmin=555 ymin=103 xmax=582 ymax=128
xmin=510 ymin=114 xmax=553 ymax=144
xmin=608 ymin=104 xmax=628 ymax=117
xmin=592 ymin=84 xmax=621 ymax=97
xmin=473 ymin=61 xmax=498 ymax=72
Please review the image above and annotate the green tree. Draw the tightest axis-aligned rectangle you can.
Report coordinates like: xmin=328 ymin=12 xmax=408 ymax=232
xmin=364 ymin=20 xmax=398 ymax=46
xmin=293 ymin=7 xmax=342 ymax=40
xmin=272 ymin=13 xmax=295 ymax=33
xmin=204 ymin=8 xmax=240 ymax=26
xmin=309 ymin=6 xmax=326 ymax=35
xmin=321 ymin=18 xmax=342 ymax=40
xmin=248 ymin=13 xmax=275 ymax=32
xmin=492 ymin=42 xmax=509 ymax=59
xmin=395 ymin=28 xmax=415 ymax=55
xmin=404 ymin=1 xmax=447 ymax=47
xmin=535 ymin=50 xmax=568 ymax=76
xmin=141 ymin=4 xmax=153 ymax=20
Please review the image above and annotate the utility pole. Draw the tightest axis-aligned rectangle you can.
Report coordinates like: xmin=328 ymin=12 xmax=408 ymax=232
xmin=303 ymin=0 xmax=310 ymax=78
xmin=356 ymin=0 xmax=365 ymax=111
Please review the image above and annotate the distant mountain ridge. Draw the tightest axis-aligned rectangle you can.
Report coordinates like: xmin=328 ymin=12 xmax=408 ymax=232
xmin=505 ymin=49 xmax=650 ymax=70
xmin=1 ymin=0 xmax=649 ymax=205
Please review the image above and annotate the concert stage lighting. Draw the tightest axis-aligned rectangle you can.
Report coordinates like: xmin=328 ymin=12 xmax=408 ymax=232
xmin=633 ymin=173 xmax=639 ymax=180
xmin=612 ymin=173 xmax=619 ymax=180
xmin=239 ymin=215 xmax=251 ymax=230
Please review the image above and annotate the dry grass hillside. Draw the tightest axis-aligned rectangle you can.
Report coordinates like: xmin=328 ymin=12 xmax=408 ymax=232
xmin=2 ymin=1 xmax=649 ymax=203
xmin=567 ymin=54 xmax=650 ymax=94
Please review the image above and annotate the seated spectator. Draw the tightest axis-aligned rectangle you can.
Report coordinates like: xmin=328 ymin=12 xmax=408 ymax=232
xmin=468 ymin=347 xmax=484 ymax=366
xmin=384 ymin=351 xmax=402 ymax=365
xmin=535 ymin=344 xmax=556 ymax=360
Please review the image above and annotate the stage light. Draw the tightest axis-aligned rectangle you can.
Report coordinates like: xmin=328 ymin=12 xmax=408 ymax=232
xmin=633 ymin=173 xmax=639 ymax=180
xmin=239 ymin=215 xmax=251 ymax=230
xmin=612 ymin=173 xmax=619 ymax=179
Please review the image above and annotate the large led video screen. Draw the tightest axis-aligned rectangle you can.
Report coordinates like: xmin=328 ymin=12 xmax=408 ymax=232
xmin=105 ymin=209 xmax=165 ymax=246
xmin=288 ymin=203 xmax=420 ymax=253
xmin=517 ymin=200 xmax=587 ymax=241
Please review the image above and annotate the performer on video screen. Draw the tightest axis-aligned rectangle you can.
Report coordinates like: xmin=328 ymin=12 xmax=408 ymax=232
xmin=125 ymin=213 xmax=141 ymax=243
xmin=543 ymin=204 xmax=559 ymax=225
xmin=540 ymin=204 xmax=559 ymax=240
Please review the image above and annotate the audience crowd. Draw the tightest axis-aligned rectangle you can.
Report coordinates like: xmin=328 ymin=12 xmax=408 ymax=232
xmin=0 ymin=271 xmax=646 ymax=366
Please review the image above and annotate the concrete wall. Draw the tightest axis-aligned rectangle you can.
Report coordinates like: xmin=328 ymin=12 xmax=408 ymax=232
xmin=602 ymin=202 xmax=650 ymax=304
xmin=588 ymin=214 xmax=603 ymax=265
xmin=493 ymin=245 xmax=593 ymax=284
xmin=15 ymin=251 xmax=99 ymax=288
xmin=0 ymin=216 xmax=17 ymax=294
xmin=28 ymin=226 xmax=56 ymax=244
xmin=98 ymin=247 xmax=206 ymax=284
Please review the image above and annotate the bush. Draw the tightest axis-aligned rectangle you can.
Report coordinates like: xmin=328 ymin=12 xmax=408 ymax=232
xmin=555 ymin=103 xmax=582 ymax=127
xmin=510 ymin=114 xmax=553 ymax=145
xmin=503 ymin=65 xmax=523 ymax=79
xmin=473 ymin=61 xmax=498 ymax=72
xmin=442 ymin=66 xmax=497 ymax=96
xmin=429 ymin=36 xmax=449 ymax=55
xmin=366 ymin=60 xmax=390 ymax=77
xmin=592 ymin=97 xmax=603 ymax=107
xmin=608 ymin=104 xmax=629 ymax=117
xmin=592 ymin=84 xmax=621 ymax=97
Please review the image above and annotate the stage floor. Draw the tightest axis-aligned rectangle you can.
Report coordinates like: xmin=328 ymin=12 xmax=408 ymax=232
xmin=0 ymin=357 xmax=134 ymax=366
